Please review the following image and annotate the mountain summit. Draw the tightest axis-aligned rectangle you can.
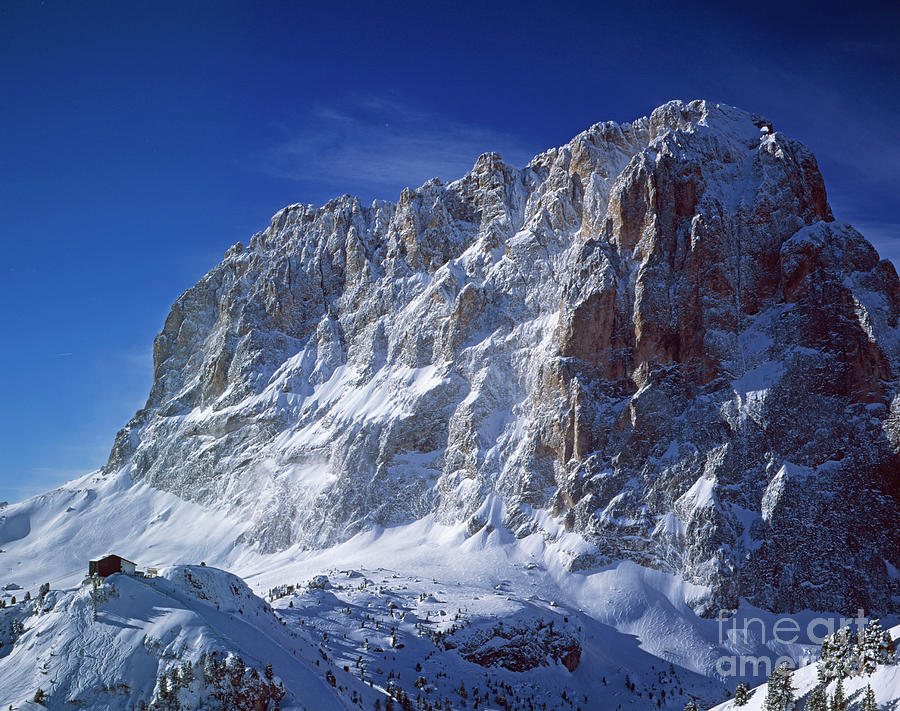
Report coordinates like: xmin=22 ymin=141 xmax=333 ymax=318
xmin=16 ymin=100 xmax=900 ymax=619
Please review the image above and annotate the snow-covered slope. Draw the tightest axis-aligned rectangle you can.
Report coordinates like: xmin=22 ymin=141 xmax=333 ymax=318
xmin=709 ymin=626 xmax=900 ymax=711
xmin=0 ymin=468 xmax=248 ymax=591
xmin=0 ymin=517 xmax=736 ymax=710
xmin=3 ymin=495 xmax=894 ymax=709
xmin=0 ymin=564 xmax=354 ymax=710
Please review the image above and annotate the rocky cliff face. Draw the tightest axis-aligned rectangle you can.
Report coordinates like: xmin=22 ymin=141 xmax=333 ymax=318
xmin=106 ymin=100 xmax=900 ymax=616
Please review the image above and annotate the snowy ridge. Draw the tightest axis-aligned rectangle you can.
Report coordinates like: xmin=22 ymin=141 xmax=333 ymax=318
xmin=0 ymin=564 xmax=351 ymax=710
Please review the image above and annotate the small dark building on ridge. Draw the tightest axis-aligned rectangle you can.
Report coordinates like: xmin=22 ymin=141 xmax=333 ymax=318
xmin=89 ymin=554 xmax=137 ymax=578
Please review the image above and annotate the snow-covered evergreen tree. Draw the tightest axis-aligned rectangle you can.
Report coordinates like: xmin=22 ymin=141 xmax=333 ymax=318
xmin=203 ymin=652 xmax=216 ymax=684
xmin=167 ymin=666 xmax=180 ymax=695
xmin=820 ymin=626 xmax=859 ymax=680
xmin=156 ymin=673 xmax=169 ymax=703
xmin=860 ymin=683 xmax=878 ymax=711
xmin=181 ymin=659 xmax=194 ymax=684
xmin=227 ymin=654 xmax=246 ymax=686
xmin=37 ymin=582 xmax=50 ymax=604
xmin=858 ymin=621 xmax=879 ymax=675
xmin=733 ymin=681 xmax=750 ymax=706
xmin=816 ymin=661 xmax=826 ymax=686
xmin=764 ymin=662 xmax=795 ymax=711
xmin=831 ymin=676 xmax=847 ymax=711
xmin=875 ymin=626 xmax=897 ymax=666
xmin=805 ymin=684 xmax=827 ymax=711
xmin=861 ymin=618 xmax=897 ymax=668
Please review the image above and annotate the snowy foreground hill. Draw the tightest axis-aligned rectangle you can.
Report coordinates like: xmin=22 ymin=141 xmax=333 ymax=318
xmin=2 ymin=99 xmax=900 ymax=709
xmin=709 ymin=626 xmax=900 ymax=711
xmin=1 ymin=477 xmax=897 ymax=710
xmin=0 ymin=564 xmax=346 ymax=710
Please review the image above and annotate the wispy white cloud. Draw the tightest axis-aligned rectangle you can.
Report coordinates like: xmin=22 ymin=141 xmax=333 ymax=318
xmin=251 ymin=97 xmax=544 ymax=200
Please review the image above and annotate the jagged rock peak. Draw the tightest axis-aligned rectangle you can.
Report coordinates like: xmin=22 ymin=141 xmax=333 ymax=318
xmin=106 ymin=99 xmax=899 ymax=617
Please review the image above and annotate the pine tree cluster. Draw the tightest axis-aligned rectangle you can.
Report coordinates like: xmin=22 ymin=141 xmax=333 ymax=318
xmin=266 ymin=583 xmax=299 ymax=602
xmin=144 ymin=652 xmax=286 ymax=711
xmin=0 ymin=601 xmax=30 ymax=651
xmin=819 ymin=619 xmax=896 ymax=681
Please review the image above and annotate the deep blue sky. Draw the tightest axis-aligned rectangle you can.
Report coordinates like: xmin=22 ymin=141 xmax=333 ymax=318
xmin=1 ymin=1 xmax=898 ymax=503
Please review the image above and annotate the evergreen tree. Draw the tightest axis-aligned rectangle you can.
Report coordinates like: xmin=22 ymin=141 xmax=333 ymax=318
xmin=167 ymin=666 xmax=180 ymax=693
xmin=858 ymin=621 xmax=880 ymax=675
xmin=33 ymin=688 xmax=46 ymax=705
xmin=863 ymin=618 xmax=897 ymax=666
xmin=816 ymin=662 xmax=826 ymax=686
xmin=180 ymin=659 xmax=194 ymax=685
xmin=805 ymin=684 xmax=827 ymax=711
xmin=684 ymin=702 xmax=699 ymax=711
xmin=227 ymin=655 xmax=245 ymax=684
xmin=264 ymin=662 xmax=274 ymax=681
xmin=878 ymin=626 xmax=897 ymax=665
xmin=831 ymin=676 xmax=847 ymax=711
xmin=820 ymin=627 xmax=859 ymax=681
xmin=764 ymin=662 xmax=795 ymax=711
xmin=860 ymin=684 xmax=878 ymax=711
xmin=734 ymin=681 xmax=750 ymax=706
xmin=156 ymin=673 xmax=169 ymax=702
xmin=203 ymin=653 xmax=216 ymax=684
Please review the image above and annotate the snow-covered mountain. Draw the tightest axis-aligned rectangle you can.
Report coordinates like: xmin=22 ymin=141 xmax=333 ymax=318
xmin=106 ymin=97 xmax=900 ymax=616
xmin=2 ymin=99 xmax=900 ymax=709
